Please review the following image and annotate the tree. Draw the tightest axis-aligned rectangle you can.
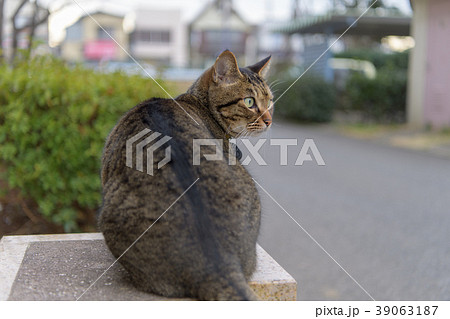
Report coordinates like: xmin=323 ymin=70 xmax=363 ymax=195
xmin=335 ymin=0 xmax=385 ymax=9
xmin=10 ymin=0 xmax=50 ymax=62
xmin=368 ymin=0 xmax=385 ymax=8
xmin=342 ymin=0 xmax=359 ymax=9
xmin=0 ymin=0 xmax=4 ymax=62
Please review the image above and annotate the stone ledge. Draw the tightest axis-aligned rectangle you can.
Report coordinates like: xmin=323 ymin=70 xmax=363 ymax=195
xmin=0 ymin=233 xmax=296 ymax=301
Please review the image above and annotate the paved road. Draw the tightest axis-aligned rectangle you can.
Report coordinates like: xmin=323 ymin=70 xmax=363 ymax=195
xmin=242 ymin=122 xmax=450 ymax=300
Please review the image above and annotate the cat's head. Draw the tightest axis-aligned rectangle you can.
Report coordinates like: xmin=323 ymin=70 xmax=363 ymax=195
xmin=207 ymin=50 xmax=273 ymax=138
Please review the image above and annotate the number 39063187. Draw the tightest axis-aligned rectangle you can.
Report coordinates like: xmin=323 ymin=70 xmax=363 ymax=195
xmin=375 ymin=306 xmax=438 ymax=316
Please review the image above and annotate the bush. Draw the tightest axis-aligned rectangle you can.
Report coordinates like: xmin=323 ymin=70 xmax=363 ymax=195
xmin=335 ymin=49 xmax=409 ymax=123
xmin=0 ymin=56 xmax=172 ymax=231
xmin=274 ymin=74 xmax=336 ymax=123
xmin=344 ymin=69 xmax=407 ymax=122
xmin=334 ymin=48 xmax=409 ymax=70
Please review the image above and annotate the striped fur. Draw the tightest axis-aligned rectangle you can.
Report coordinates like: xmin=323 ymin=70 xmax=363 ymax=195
xmin=99 ymin=51 xmax=272 ymax=300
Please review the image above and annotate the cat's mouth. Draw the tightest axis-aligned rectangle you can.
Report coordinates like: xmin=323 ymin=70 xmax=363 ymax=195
xmin=229 ymin=124 xmax=268 ymax=138
xmin=246 ymin=123 xmax=269 ymax=136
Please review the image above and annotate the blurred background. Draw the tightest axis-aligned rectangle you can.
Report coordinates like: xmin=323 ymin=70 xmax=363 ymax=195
xmin=1 ymin=0 xmax=449 ymax=300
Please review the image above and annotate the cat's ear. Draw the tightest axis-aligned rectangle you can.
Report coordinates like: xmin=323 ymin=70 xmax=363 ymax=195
xmin=212 ymin=50 xmax=243 ymax=85
xmin=246 ymin=56 xmax=271 ymax=78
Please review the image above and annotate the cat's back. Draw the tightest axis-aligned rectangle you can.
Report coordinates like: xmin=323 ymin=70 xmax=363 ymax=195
xmin=100 ymin=95 xmax=258 ymax=229
xmin=99 ymin=96 xmax=260 ymax=299
xmin=101 ymin=96 xmax=212 ymax=187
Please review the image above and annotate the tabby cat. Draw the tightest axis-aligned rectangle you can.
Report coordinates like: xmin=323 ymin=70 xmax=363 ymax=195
xmin=99 ymin=50 xmax=273 ymax=300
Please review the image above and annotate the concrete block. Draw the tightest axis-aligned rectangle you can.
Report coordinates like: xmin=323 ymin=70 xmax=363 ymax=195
xmin=0 ymin=233 xmax=296 ymax=300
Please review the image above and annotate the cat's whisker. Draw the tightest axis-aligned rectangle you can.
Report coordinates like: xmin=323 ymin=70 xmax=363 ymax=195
xmin=235 ymin=129 xmax=244 ymax=139
xmin=270 ymin=85 xmax=282 ymax=91
xmin=226 ymin=124 xmax=245 ymax=138
xmin=269 ymin=80 xmax=285 ymax=91
xmin=232 ymin=125 xmax=248 ymax=139
xmin=236 ymin=125 xmax=250 ymax=138
xmin=269 ymin=79 xmax=283 ymax=87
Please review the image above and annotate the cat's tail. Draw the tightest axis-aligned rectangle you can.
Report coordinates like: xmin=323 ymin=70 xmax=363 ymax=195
xmin=197 ymin=271 xmax=258 ymax=301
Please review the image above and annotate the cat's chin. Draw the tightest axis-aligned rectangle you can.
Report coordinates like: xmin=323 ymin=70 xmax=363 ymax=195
xmin=248 ymin=129 xmax=269 ymax=137
xmin=228 ymin=129 xmax=269 ymax=138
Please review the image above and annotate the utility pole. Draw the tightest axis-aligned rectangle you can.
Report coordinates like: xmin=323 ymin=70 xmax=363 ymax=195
xmin=283 ymin=0 xmax=301 ymax=62
xmin=0 ymin=0 xmax=4 ymax=62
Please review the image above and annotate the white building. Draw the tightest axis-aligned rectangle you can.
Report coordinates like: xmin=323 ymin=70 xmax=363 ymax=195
xmin=130 ymin=9 xmax=187 ymax=67
xmin=188 ymin=0 xmax=255 ymax=68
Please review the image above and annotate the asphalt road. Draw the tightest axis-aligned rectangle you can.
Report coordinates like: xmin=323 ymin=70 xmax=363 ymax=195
xmin=242 ymin=122 xmax=450 ymax=300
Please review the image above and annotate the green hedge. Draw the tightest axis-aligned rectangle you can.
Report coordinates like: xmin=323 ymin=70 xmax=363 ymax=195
xmin=334 ymin=48 xmax=409 ymax=70
xmin=0 ymin=56 xmax=171 ymax=231
xmin=344 ymin=68 xmax=407 ymax=122
xmin=336 ymin=49 xmax=409 ymax=123
xmin=274 ymin=74 xmax=336 ymax=123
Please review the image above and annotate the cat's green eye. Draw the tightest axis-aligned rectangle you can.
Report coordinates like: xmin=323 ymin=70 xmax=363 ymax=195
xmin=243 ymin=97 xmax=255 ymax=108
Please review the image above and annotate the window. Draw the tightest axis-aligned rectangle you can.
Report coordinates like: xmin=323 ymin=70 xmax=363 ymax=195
xmin=97 ymin=27 xmax=114 ymax=40
xmin=134 ymin=30 xmax=171 ymax=43
xmin=200 ymin=30 xmax=246 ymax=54
xmin=66 ymin=21 xmax=82 ymax=41
xmin=204 ymin=30 xmax=245 ymax=44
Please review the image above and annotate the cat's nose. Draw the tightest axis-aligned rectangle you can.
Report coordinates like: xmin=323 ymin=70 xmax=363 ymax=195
xmin=262 ymin=111 xmax=272 ymax=127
